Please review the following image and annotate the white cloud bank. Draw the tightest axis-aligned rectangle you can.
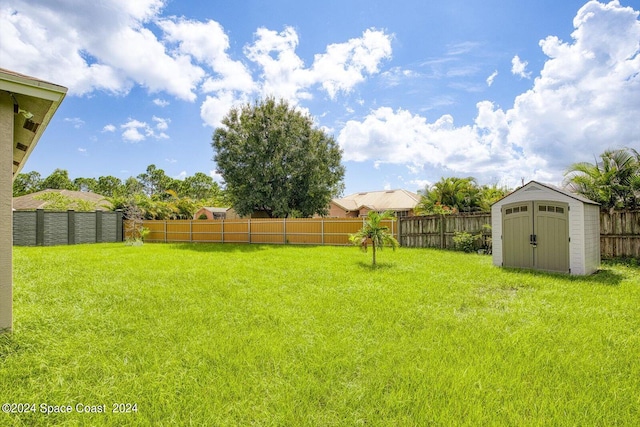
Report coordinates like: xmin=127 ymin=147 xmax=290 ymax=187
xmin=0 ymin=0 xmax=391 ymax=127
xmin=338 ymin=0 xmax=640 ymax=187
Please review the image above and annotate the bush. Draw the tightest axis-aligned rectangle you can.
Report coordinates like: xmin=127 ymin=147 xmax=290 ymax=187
xmin=453 ymin=231 xmax=478 ymax=253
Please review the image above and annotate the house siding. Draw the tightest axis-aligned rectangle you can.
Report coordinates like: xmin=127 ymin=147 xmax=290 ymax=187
xmin=0 ymin=94 xmax=13 ymax=331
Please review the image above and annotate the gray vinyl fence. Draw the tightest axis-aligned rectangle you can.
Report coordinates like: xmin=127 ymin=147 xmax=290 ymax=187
xmin=13 ymin=209 xmax=123 ymax=246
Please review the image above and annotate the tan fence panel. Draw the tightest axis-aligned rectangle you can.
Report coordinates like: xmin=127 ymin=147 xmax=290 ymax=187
xmin=192 ymin=221 xmax=223 ymax=242
xmin=285 ymin=219 xmax=323 ymax=245
xmin=145 ymin=221 xmax=166 ymax=242
xmin=250 ymin=219 xmax=285 ymax=244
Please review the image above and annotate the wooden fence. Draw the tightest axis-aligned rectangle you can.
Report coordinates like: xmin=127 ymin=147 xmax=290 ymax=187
xmin=399 ymin=211 xmax=640 ymax=258
xmin=130 ymin=217 xmax=397 ymax=246
xmin=125 ymin=210 xmax=640 ymax=258
xmin=600 ymin=210 xmax=640 ymax=258
xmin=399 ymin=213 xmax=491 ymax=250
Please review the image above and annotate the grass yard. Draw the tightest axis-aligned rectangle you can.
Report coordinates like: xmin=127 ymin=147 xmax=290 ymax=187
xmin=1 ymin=243 xmax=639 ymax=426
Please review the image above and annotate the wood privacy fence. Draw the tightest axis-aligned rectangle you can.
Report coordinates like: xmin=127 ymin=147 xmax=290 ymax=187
xmin=126 ymin=211 xmax=639 ymax=258
xmin=13 ymin=209 xmax=124 ymax=246
xmin=400 ymin=210 xmax=640 ymax=258
xmin=600 ymin=210 xmax=640 ymax=258
xmin=399 ymin=213 xmax=491 ymax=250
xmin=131 ymin=217 xmax=397 ymax=246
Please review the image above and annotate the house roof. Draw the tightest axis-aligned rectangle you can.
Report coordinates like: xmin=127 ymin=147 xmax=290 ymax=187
xmin=13 ymin=189 xmax=112 ymax=211
xmin=0 ymin=68 xmax=67 ymax=178
xmin=493 ymin=180 xmax=600 ymax=206
xmin=198 ymin=207 xmax=231 ymax=213
xmin=332 ymin=189 xmax=420 ymax=212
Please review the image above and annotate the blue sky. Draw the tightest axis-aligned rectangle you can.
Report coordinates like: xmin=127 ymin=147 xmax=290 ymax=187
xmin=1 ymin=0 xmax=639 ymax=196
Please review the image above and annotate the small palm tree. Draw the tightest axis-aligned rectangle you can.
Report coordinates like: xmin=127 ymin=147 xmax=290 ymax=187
xmin=350 ymin=210 xmax=399 ymax=266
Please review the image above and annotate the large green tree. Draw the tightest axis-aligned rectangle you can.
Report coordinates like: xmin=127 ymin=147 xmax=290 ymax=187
xmin=212 ymin=97 xmax=345 ymax=218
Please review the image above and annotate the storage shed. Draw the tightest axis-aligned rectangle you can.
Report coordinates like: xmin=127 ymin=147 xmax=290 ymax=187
xmin=491 ymin=181 xmax=600 ymax=275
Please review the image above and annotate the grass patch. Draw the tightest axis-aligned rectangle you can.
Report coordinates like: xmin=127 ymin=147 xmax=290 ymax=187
xmin=1 ymin=243 xmax=639 ymax=425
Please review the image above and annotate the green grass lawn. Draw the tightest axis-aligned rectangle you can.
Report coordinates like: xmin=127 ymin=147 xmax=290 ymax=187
xmin=1 ymin=243 xmax=639 ymax=426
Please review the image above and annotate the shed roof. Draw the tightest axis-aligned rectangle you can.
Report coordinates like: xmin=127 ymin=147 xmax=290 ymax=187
xmin=493 ymin=180 xmax=600 ymax=206
xmin=332 ymin=189 xmax=420 ymax=212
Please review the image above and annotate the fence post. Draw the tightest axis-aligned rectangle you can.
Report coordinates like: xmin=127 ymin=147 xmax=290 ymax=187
xmin=321 ymin=217 xmax=324 ymax=246
xmin=164 ymin=221 xmax=167 ymax=243
xmin=67 ymin=210 xmax=75 ymax=245
xmin=221 ymin=219 xmax=225 ymax=243
xmin=36 ymin=209 xmax=44 ymax=246
xmin=248 ymin=218 xmax=252 ymax=244
xmin=190 ymin=219 xmax=193 ymax=243
xmin=116 ymin=210 xmax=123 ymax=242
xmin=283 ymin=217 xmax=286 ymax=244
xmin=95 ymin=210 xmax=103 ymax=243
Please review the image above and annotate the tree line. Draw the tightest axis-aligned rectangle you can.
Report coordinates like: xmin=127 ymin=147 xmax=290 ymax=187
xmin=13 ymin=165 xmax=228 ymax=220
xmin=416 ymin=147 xmax=640 ymax=215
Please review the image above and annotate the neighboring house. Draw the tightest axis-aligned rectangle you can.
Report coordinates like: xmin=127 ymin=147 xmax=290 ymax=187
xmin=328 ymin=189 xmax=420 ymax=218
xmin=1 ymin=68 xmax=67 ymax=332
xmin=193 ymin=207 xmax=240 ymax=220
xmin=13 ymin=189 xmax=112 ymax=211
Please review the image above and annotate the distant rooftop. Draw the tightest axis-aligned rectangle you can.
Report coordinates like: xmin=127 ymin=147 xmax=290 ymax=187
xmin=333 ymin=189 xmax=420 ymax=211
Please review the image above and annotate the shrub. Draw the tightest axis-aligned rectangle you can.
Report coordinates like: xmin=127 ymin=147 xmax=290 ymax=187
xmin=453 ymin=231 xmax=478 ymax=253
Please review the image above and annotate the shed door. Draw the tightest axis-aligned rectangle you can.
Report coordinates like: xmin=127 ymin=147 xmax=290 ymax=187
xmin=502 ymin=203 xmax=533 ymax=269
xmin=502 ymin=201 xmax=569 ymax=272
xmin=534 ymin=202 xmax=569 ymax=272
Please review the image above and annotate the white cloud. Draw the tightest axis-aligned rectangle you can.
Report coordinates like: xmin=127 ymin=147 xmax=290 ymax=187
xmin=309 ymin=28 xmax=393 ymax=99
xmin=174 ymin=171 xmax=187 ymax=180
xmin=65 ymin=117 xmax=85 ymax=128
xmin=153 ymin=98 xmax=170 ymax=107
xmin=102 ymin=124 xmax=116 ymax=132
xmin=152 ymin=116 xmax=170 ymax=131
xmin=209 ymin=169 xmax=224 ymax=183
xmin=165 ymin=158 xmax=177 ymax=163
xmin=486 ymin=70 xmax=498 ymax=86
xmin=511 ymin=55 xmax=531 ymax=79
xmin=159 ymin=17 xmax=256 ymax=95
xmin=242 ymin=26 xmax=392 ymax=102
xmin=338 ymin=0 xmax=640 ymax=187
xmin=200 ymin=91 xmax=246 ymax=128
xmin=1 ymin=1 xmax=392 ymax=130
xmin=0 ymin=0 xmax=203 ymax=100
xmin=121 ymin=117 xmax=169 ymax=142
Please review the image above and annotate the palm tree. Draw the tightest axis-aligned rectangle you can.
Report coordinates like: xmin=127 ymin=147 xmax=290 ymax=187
xmin=564 ymin=148 xmax=639 ymax=210
xmin=416 ymin=177 xmax=481 ymax=214
xmin=350 ymin=210 xmax=399 ymax=266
